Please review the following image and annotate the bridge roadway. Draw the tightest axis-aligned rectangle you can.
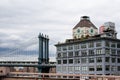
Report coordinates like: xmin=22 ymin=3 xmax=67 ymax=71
xmin=0 ymin=61 xmax=56 ymax=67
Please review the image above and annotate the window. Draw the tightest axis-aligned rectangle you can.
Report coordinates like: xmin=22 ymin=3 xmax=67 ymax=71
xmin=77 ymin=29 xmax=80 ymax=33
xmin=75 ymin=51 xmax=79 ymax=56
xmin=89 ymin=50 xmax=94 ymax=55
xmin=89 ymin=58 xmax=94 ymax=63
xmin=81 ymin=58 xmax=87 ymax=63
xmin=117 ymin=50 xmax=120 ymax=55
xmin=105 ymin=48 xmax=110 ymax=54
xmin=96 ymin=65 xmax=102 ymax=71
xmin=74 ymin=66 xmax=80 ymax=71
xmin=81 ymin=50 xmax=87 ymax=56
xmin=74 ymin=44 xmax=79 ymax=50
xmin=117 ymin=43 xmax=120 ymax=48
xmin=96 ymin=49 xmax=102 ymax=54
xmin=81 ymin=44 xmax=86 ymax=49
xmin=88 ymin=42 xmax=94 ymax=48
xmin=111 ymin=66 xmax=116 ymax=71
xmin=105 ymin=65 xmax=110 ymax=71
xmin=68 ymin=66 xmax=74 ymax=72
xmin=81 ymin=66 xmax=87 ymax=71
xmin=105 ymin=57 xmax=110 ymax=62
xmin=117 ymin=58 xmax=120 ymax=63
xmin=89 ymin=66 xmax=94 ymax=71
xmin=57 ymin=53 xmax=61 ymax=58
xmin=111 ymin=43 xmax=116 ymax=48
xmin=96 ymin=57 xmax=102 ymax=63
xmin=62 ymin=66 xmax=67 ymax=72
xmin=74 ymin=59 xmax=80 ymax=64
xmin=62 ymin=46 xmax=67 ymax=51
xmin=57 ymin=66 xmax=62 ymax=72
xmin=111 ymin=49 xmax=116 ymax=55
xmin=118 ymin=66 xmax=120 ymax=71
xmin=68 ymin=45 xmax=73 ymax=50
xmin=63 ymin=60 xmax=67 ymax=64
xmin=105 ymin=41 xmax=110 ymax=47
xmin=57 ymin=47 xmax=61 ymax=51
xmin=112 ymin=58 xmax=116 ymax=63
xmin=91 ymin=29 xmax=93 ymax=33
xmin=69 ymin=59 xmax=73 ymax=64
xmin=63 ymin=53 xmax=67 ymax=57
xmin=68 ymin=52 xmax=73 ymax=57
xmin=58 ymin=60 xmax=61 ymax=64
xmin=96 ymin=42 xmax=102 ymax=47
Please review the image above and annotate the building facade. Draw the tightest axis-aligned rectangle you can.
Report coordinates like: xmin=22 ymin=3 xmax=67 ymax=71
xmin=55 ymin=16 xmax=120 ymax=75
xmin=56 ymin=38 xmax=120 ymax=75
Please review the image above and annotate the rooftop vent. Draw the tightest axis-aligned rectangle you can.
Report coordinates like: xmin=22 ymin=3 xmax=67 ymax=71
xmin=81 ymin=16 xmax=90 ymax=20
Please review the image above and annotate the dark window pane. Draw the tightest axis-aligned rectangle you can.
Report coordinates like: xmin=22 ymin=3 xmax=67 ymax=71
xmin=69 ymin=59 xmax=73 ymax=64
xmin=117 ymin=43 xmax=120 ymax=48
xmin=89 ymin=66 xmax=94 ymax=71
xmin=89 ymin=50 xmax=94 ymax=55
xmin=63 ymin=60 xmax=67 ymax=64
xmin=81 ymin=44 xmax=86 ymax=49
xmin=118 ymin=66 xmax=120 ymax=71
xmin=118 ymin=58 xmax=120 ymax=63
xmin=105 ymin=65 xmax=110 ymax=71
xmin=96 ymin=65 xmax=102 ymax=71
xmin=105 ymin=41 xmax=110 ymax=47
xmin=75 ymin=51 xmax=79 ymax=56
xmin=96 ymin=57 xmax=102 ymax=62
xmin=81 ymin=50 xmax=87 ymax=56
xmin=74 ymin=59 xmax=80 ymax=64
xmin=88 ymin=42 xmax=94 ymax=48
xmin=96 ymin=42 xmax=102 ymax=47
xmin=112 ymin=58 xmax=116 ymax=63
xmin=58 ymin=60 xmax=61 ymax=64
xmin=89 ymin=58 xmax=94 ymax=63
xmin=111 ymin=49 xmax=116 ymax=55
xmin=105 ymin=57 xmax=110 ymax=62
xmin=111 ymin=43 xmax=116 ymax=48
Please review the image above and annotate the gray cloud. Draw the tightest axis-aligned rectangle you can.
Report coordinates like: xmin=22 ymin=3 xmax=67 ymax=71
xmin=0 ymin=0 xmax=120 ymax=61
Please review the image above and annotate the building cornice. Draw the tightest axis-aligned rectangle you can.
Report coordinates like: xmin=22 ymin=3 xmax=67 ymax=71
xmin=55 ymin=37 xmax=120 ymax=46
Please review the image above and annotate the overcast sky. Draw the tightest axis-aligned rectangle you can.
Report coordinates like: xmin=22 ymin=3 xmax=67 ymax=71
xmin=0 ymin=0 xmax=120 ymax=61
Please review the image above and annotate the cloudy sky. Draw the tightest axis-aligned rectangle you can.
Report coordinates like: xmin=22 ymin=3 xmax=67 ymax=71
xmin=0 ymin=0 xmax=120 ymax=61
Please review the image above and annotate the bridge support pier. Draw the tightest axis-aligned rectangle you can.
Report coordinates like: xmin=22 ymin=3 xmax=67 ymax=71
xmin=38 ymin=33 xmax=49 ymax=73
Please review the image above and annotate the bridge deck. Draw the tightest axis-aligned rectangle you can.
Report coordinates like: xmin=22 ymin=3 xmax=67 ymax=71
xmin=0 ymin=61 xmax=56 ymax=67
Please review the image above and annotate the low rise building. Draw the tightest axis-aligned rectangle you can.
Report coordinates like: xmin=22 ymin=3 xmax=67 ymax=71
xmin=0 ymin=67 xmax=10 ymax=76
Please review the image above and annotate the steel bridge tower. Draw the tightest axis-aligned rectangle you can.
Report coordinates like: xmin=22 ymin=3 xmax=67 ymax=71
xmin=38 ymin=33 xmax=49 ymax=73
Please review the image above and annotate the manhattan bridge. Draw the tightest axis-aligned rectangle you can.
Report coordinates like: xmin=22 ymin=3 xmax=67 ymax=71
xmin=0 ymin=33 xmax=56 ymax=73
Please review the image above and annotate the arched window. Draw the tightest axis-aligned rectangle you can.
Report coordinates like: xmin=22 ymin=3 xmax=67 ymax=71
xmin=91 ymin=29 xmax=93 ymax=33
xmin=77 ymin=29 xmax=80 ymax=33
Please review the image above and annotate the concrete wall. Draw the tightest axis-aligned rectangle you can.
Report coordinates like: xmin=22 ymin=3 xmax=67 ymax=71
xmin=1 ymin=78 xmax=37 ymax=80
xmin=0 ymin=67 xmax=10 ymax=76
xmin=1 ymin=77 xmax=79 ymax=80
xmin=49 ymin=67 xmax=56 ymax=73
